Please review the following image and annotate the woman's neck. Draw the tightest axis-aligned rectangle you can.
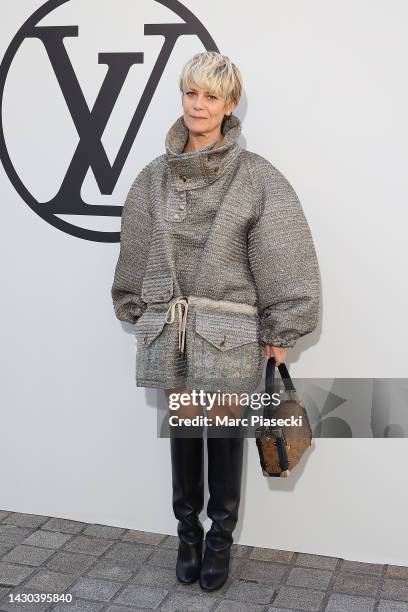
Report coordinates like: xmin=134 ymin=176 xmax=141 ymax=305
xmin=183 ymin=135 xmax=224 ymax=154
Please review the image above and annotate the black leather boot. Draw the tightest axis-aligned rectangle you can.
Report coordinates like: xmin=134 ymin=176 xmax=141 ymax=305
xmin=199 ymin=425 xmax=244 ymax=591
xmin=170 ymin=424 xmax=205 ymax=584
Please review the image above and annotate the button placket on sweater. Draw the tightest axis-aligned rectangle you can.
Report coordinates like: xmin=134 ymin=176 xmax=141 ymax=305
xmin=164 ymin=172 xmax=188 ymax=222
xmin=174 ymin=180 xmax=187 ymax=221
xmin=166 ymin=157 xmax=224 ymax=222
xmin=164 ymin=114 xmax=242 ymax=223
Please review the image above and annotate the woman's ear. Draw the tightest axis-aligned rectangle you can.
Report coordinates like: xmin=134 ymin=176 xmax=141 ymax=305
xmin=227 ymin=100 xmax=237 ymax=116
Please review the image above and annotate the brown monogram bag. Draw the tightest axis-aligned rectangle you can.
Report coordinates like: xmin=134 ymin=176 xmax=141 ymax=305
xmin=255 ymin=357 xmax=313 ymax=477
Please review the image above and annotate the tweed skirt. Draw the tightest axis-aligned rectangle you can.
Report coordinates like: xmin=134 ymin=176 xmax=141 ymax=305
xmin=133 ymin=294 xmax=265 ymax=395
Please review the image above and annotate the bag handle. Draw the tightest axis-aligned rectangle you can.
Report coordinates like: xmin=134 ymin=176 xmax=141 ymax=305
xmin=265 ymin=357 xmax=296 ymax=395
xmin=263 ymin=357 xmax=297 ymax=419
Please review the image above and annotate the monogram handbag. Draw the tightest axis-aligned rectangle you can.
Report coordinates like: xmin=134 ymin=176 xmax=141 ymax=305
xmin=255 ymin=357 xmax=313 ymax=477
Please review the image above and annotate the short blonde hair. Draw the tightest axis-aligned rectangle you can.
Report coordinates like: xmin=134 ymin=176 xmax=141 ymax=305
xmin=179 ymin=51 xmax=243 ymax=108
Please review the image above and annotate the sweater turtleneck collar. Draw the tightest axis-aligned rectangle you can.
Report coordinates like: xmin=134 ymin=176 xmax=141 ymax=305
xmin=165 ymin=113 xmax=242 ymax=191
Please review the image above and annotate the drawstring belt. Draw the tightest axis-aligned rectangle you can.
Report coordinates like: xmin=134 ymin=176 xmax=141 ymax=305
xmin=165 ymin=297 xmax=189 ymax=357
xmin=163 ymin=294 xmax=258 ymax=357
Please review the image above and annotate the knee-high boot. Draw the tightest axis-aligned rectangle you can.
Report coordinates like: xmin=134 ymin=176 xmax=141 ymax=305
xmin=170 ymin=425 xmax=205 ymax=584
xmin=199 ymin=426 xmax=244 ymax=591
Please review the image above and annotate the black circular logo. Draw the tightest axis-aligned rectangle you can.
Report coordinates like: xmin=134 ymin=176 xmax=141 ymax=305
xmin=0 ymin=0 xmax=218 ymax=241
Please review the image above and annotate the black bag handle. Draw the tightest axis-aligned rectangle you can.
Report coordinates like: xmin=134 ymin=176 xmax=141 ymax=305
xmin=263 ymin=357 xmax=296 ymax=420
xmin=265 ymin=356 xmax=296 ymax=395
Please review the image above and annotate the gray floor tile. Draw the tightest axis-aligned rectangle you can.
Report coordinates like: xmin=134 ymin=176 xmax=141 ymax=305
xmin=159 ymin=590 xmax=217 ymax=611
xmin=325 ymin=592 xmax=376 ymax=611
xmin=0 ymin=563 xmax=35 ymax=587
xmin=0 ymin=586 xmax=11 ymax=601
xmin=236 ymin=559 xmax=286 ymax=584
xmin=386 ymin=565 xmax=408 ymax=579
xmin=223 ymin=579 xmax=276 ymax=604
xmin=266 ymin=608 xmax=296 ymax=612
xmin=214 ymin=599 xmax=266 ymax=611
xmin=339 ymin=559 xmax=383 ymax=575
xmin=295 ymin=552 xmax=339 ymax=570
xmin=250 ymin=548 xmax=294 ymax=564
xmin=51 ymin=601 xmax=104 ymax=612
xmin=106 ymin=606 xmax=157 ymax=612
xmin=0 ymin=545 xmax=14 ymax=559
xmin=44 ymin=551 xmax=96 ymax=575
xmin=1 ymin=545 xmax=55 ymax=567
xmin=378 ymin=600 xmax=408 ymax=611
xmin=22 ymin=531 xmax=72 ymax=550
xmin=41 ymin=518 xmax=87 ymax=535
xmin=0 ymin=525 xmax=34 ymax=546
xmin=264 ymin=606 xmax=300 ymax=612
xmin=24 ymin=570 xmax=77 ymax=592
xmin=2 ymin=514 xmax=49 ymax=529
xmin=332 ymin=571 xmax=380 ymax=597
xmin=122 ymin=530 xmax=166 ymax=546
xmin=286 ymin=566 xmax=333 ymax=590
xmin=82 ymin=525 xmax=126 ymax=540
xmin=113 ymin=584 xmax=168 ymax=608
xmin=105 ymin=542 xmax=155 ymax=566
xmin=86 ymin=558 xmax=134 ymax=582
xmin=145 ymin=547 xmax=177 ymax=568
xmin=271 ymin=585 xmax=325 ymax=610
xmin=158 ymin=535 xmax=178 ymax=549
xmin=64 ymin=536 xmax=114 ymax=557
xmin=131 ymin=564 xmax=177 ymax=588
xmin=381 ymin=578 xmax=408 ymax=602
xmin=230 ymin=544 xmax=254 ymax=559
xmin=68 ymin=577 xmax=123 ymax=602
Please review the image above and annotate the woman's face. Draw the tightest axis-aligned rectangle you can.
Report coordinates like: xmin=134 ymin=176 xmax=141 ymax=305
xmin=182 ymin=83 xmax=235 ymax=134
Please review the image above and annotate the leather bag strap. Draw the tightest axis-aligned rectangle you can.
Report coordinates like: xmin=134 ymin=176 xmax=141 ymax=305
xmin=263 ymin=357 xmax=297 ymax=419
xmin=265 ymin=357 xmax=296 ymax=395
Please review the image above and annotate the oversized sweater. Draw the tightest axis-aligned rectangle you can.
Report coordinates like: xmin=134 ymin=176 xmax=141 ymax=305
xmin=111 ymin=113 xmax=320 ymax=351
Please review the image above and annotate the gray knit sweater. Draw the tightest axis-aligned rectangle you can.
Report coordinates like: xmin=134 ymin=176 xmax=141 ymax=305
xmin=111 ymin=113 xmax=320 ymax=349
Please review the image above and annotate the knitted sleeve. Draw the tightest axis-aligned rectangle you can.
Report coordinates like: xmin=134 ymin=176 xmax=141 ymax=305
xmin=247 ymin=157 xmax=321 ymax=348
xmin=111 ymin=166 xmax=152 ymax=324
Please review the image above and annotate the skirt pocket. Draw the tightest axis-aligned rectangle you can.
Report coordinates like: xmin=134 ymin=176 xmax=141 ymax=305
xmin=188 ymin=309 xmax=264 ymax=394
xmin=134 ymin=307 xmax=186 ymax=387
xmin=134 ymin=309 xmax=168 ymax=385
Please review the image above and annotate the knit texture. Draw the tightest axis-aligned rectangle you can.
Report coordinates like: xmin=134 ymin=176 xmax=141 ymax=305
xmin=112 ymin=113 xmax=320 ymax=355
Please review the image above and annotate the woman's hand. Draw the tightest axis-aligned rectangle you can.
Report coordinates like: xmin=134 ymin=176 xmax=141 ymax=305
xmin=262 ymin=344 xmax=288 ymax=366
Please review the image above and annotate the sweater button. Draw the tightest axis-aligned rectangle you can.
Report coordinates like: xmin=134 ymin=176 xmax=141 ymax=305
xmin=179 ymin=204 xmax=185 ymax=210
xmin=179 ymin=193 xmax=186 ymax=200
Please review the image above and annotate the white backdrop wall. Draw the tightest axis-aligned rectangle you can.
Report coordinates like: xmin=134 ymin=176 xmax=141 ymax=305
xmin=1 ymin=0 xmax=407 ymax=565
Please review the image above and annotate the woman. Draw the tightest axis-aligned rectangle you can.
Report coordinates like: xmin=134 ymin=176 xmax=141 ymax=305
xmin=111 ymin=51 xmax=320 ymax=591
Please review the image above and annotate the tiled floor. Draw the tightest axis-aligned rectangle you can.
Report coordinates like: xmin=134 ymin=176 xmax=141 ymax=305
xmin=0 ymin=510 xmax=407 ymax=611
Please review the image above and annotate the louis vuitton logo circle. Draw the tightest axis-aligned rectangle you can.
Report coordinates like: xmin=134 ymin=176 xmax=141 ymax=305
xmin=0 ymin=0 xmax=219 ymax=242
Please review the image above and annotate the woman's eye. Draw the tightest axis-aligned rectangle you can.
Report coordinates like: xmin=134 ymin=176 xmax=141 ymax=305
xmin=185 ymin=91 xmax=216 ymax=99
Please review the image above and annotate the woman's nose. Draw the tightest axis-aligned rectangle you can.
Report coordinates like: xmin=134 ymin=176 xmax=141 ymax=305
xmin=193 ymin=96 xmax=205 ymax=108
